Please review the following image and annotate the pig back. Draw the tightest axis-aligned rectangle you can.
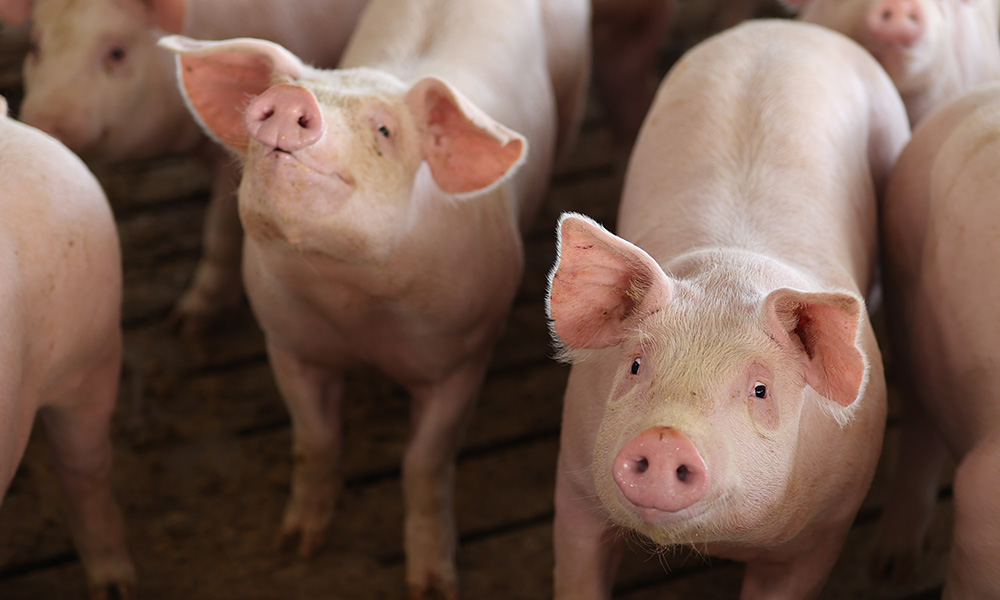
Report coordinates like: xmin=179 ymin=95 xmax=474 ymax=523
xmin=0 ymin=111 xmax=122 ymax=406
xmin=882 ymin=83 xmax=1000 ymax=453
xmin=616 ymin=19 xmax=909 ymax=293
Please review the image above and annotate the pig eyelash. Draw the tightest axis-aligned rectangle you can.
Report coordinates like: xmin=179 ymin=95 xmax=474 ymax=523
xmin=377 ymin=124 xmax=391 ymax=138
xmin=752 ymin=382 xmax=767 ymax=399
xmin=630 ymin=358 xmax=641 ymax=375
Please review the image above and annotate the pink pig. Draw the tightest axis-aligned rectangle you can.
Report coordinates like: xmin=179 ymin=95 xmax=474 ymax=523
xmin=787 ymin=0 xmax=1000 ymax=125
xmin=0 ymin=95 xmax=133 ymax=599
xmin=0 ymin=0 xmax=370 ymax=332
xmin=874 ymin=83 xmax=1000 ymax=596
xmin=159 ymin=0 xmax=589 ymax=596
xmin=546 ymin=19 xmax=909 ymax=599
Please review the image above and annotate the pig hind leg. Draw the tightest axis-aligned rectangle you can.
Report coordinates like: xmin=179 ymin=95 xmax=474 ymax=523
xmin=269 ymin=345 xmax=346 ymax=558
xmin=171 ymin=151 xmax=244 ymax=336
xmin=944 ymin=437 xmax=1000 ymax=599
xmin=402 ymin=354 xmax=490 ymax=600
xmin=39 ymin=355 xmax=135 ymax=599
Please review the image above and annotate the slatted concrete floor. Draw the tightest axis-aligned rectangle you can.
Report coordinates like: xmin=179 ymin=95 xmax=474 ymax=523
xmin=0 ymin=22 xmax=953 ymax=600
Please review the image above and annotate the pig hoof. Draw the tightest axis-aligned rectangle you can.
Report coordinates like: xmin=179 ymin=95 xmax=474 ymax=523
xmin=869 ymin=550 xmax=917 ymax=584
xmin=88 ymin=580 xmax=136 ymax=600
xmin=275 ymin=526 xmax=328 ymax=559
xmin=407 ymin=579 xmax=458 ymax=600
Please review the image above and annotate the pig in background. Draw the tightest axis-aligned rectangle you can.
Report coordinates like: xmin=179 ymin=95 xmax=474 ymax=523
xmin=0 ymin=0 xmax=370 ymax=334
xmin=0 ymin=94 xmax=133 ymax=599
xmin=786 ymin=0 xmax=1000 ymax=126
xmin=547 ymin=19 xmax=909 ymax=599
xmin=874 ymin=82 xmax=1000 ymax=598
xmin=160 ymin=0 xmax=589 ymax=596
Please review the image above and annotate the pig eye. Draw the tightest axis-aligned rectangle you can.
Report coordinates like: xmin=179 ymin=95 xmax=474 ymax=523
xmin=27 ymin=35 xmax=40 ymax=58
xmin=103 ymin=45 xmax=128 ymax=70
xmin=753 ymin=383 xmax=768 ymax=399
xmin=377 ymin=124 xmax=390 ymax=138
xmin=630 ymin=358 xmax=641 ymax=375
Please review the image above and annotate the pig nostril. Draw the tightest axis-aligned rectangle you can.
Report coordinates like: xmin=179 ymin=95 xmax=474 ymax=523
xmin=261 ymin=108 xmax=275 ymax=121
xmin=634 ymin=457 xmax=649 ymax=474
xmin=298 ymin=115 xmax=310 ymax=128
xmin=676 ymin=464 xmax=691 ymax=482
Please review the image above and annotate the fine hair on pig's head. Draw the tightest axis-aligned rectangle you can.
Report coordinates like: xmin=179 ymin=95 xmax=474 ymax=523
xmin=159 ymin=35 xmax=527 ymax=262
xmin=547 ymin=213 xmax=870 ymax=548
xmin=0 ymin=0 xmax=201 ymax=163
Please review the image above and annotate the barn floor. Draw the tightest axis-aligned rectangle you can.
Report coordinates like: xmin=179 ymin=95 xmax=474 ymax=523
xmin=0 ymin=21 xmax=953 ymax=600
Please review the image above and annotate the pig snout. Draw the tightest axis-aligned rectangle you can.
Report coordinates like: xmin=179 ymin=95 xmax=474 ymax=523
xmin=244 ymin=84 xmax=323 ymax=152
xmin=613 ymin=427 xmax=709 ymax=513
xmin=866 ymin=0 xmax=924 ymax=46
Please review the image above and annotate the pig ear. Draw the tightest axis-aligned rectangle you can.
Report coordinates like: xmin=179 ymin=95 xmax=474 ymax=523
xmin=405 ymin=76 xmax=526 ymax=195
xmin=0 ymin=0 xmax=32 ymax=26
xmin=141 ymin=0 xmax=186 ymax=33
xmin=547 ymin=213 xmax=672 ymax=350
xmin=762 ymin=288 xmax=868 ymax=408
xmin=158 ymin=35 xmax=307 ymax=153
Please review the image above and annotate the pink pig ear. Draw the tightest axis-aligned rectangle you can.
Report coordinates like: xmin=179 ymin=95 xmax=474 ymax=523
xmin=405 ymin=76 xmax=526 ymax=195
xmin=157 ymin=35 xmax=306 ymax=153
xmin=0 ymin=0 xmax=33 ymax=27
xmin=762 ymin=288 xmax=868 ymax=408
xmin=547 ymin=213 xmax=672 ymax=350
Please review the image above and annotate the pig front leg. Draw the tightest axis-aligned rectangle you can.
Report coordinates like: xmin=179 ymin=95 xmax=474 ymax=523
xmin=269 ymin=344 xmax=346 ymax=558
xmin=39 ymin=354 xmax=135 ymax=599
xmin=552 ymin=459 xmax=626 ymax=600
xmin=945 ymin=437 xmax=1000 ymax=599
xmin=870 ymin=398 xmax=947 ymax=582
xmin=171 ymin=146 xmax=244 ymax=336
xmin=402 ymin=353 xmax=490 ymax=600
xmin=740 ymin=528 xmax=851 ymax=600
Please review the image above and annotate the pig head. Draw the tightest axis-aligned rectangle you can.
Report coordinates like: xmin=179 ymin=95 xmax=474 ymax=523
xmin=789 ymin=0 xmax=1000 ymax=125
xmin=548 ymin=213 xmax=869 ymax=548
xmin=160 ymin=35 xmax=525 ymax=262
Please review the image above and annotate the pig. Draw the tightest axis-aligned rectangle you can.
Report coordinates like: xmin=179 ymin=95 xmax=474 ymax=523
xmin=158 ymin=0 xmax=590 ymax=596
xmin=786 ymin=0 xmax=1000 ymax=126
xmin=0 ymin=94 xmax=134 ymax=599
xmin=0 ymin=0 xmax=370 ymax=333
xmin=546 ymin=19 xmax=910 ymax=598
xmin=872 ymin=83 xmax=1000 ymax=596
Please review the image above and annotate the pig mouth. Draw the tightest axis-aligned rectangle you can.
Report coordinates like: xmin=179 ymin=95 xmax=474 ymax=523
xmin=254 ymin=146 xmax=355 ymax=188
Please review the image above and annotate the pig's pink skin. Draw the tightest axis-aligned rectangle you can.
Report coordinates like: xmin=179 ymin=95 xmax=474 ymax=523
xmin=547 ymin=20 xmax=908 ymax=599
xmin=792 ymin=0 xmax=1000 ymax=126
xmin=0 ymin=0 xmax=369 ymax=333
xmin=161 ymin=0 xmax=589 ymax=596
xmin=0 ymin=95 xmax=134 ymax=599
xmin=877 ymin=83 xmax=1000 ymax=597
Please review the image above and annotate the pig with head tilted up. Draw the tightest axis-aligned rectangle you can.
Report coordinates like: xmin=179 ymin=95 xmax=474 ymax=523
xmin=786 ymin=0 xmax=1000 ymax=126
xmin=159 ymin=0 xmax=590 ymax=596
xmin=0 ymin=95 xmax=133 ymax=599
xmin=0 ymin=0 xmax=370 ymax=333
xmin=874 ymin=83 xmax=1000 ymax=596
xmin=546 ymin=19 xmax=910 ymax=599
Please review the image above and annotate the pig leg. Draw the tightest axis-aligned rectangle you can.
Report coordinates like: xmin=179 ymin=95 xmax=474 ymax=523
xmin=402 ymin=354 xmax=489 ymax=600
xmin=944 ymin=437 xmax=1000 ymax=599
xmin=171 ymin=146 xmax=244 ymax=336
xmin=552 ymin=463 xmax=626 ymax=600
xmin=870 ymin=398 xmax=947 ymax=582
xmin=269 ymin=344 xmax=345 ymax=558
xmin=591 ymin=0 xmax=672 ymax=150
xmin=39 ymin=354 xmax=135 ymax=599
xmin=741 ymin=528 xmax=850 ymax=599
